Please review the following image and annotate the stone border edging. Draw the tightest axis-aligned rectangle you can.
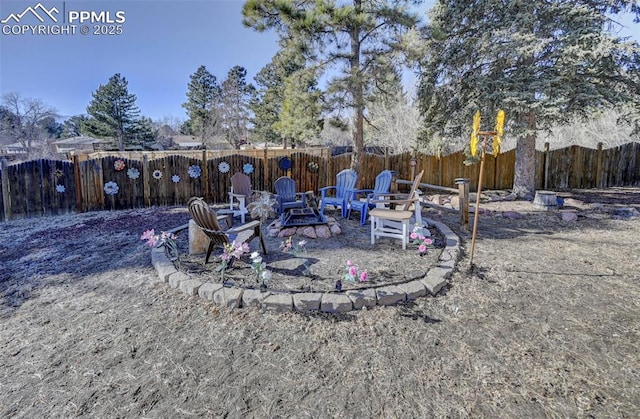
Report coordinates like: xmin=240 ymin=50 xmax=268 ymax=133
xmin=150 ymin=217 xmax=460 ymax=312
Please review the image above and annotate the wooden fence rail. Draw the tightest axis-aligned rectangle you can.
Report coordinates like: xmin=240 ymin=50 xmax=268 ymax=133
xmin=1 ymin=142 xmax=638 ymax=221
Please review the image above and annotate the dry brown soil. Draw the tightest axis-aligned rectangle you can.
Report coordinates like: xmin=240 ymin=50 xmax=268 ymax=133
xmin=1 ymin=187 xmax=639 ymax=418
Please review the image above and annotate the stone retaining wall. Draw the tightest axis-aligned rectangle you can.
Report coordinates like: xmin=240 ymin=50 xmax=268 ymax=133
xmin=151 ymin=218 xmax=460 ymax=313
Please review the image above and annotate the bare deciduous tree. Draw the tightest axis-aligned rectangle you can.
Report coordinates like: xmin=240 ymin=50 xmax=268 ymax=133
xmin=1 ymin=92 xmax=58 ymax=158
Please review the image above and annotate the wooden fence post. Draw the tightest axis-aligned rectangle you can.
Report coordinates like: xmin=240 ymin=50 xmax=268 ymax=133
xmin=455 ymin=178 xmax=470 ymax=232
xmin=263 ymin=147 xmax=268 ymax=191
xmin=202 ymin=149 xmax=210 ymax=201
xmin=1 ymin=158 xmax=11 ymax=221
xmin=543 ymin=142 xmax=550 ymax=190
xmin=72 ymin=155 xmax=83 ymax=213
xmin=142 ymin=154 xmax=150 ymax=207
xmin=595 ymin=142 xmax=603 ymax=188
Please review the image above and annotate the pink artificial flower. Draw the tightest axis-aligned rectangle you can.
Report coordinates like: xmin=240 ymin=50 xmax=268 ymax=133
xmin=418 ymin=244 xmax=427 ymax=253
xmin=346 ymin=260 xmax=353 ymax=266
xmin=418 ymin=234 xmax=425 ymax=241
xmin=359 ymin=271 xmax=368 ymax=282
xmin=349 ymin=265 xmax=358 ymax=277
xmin=410 ymin=232 xmax=418 ymax=240
xmin=141 ymin=229 xmax=155 ymax=241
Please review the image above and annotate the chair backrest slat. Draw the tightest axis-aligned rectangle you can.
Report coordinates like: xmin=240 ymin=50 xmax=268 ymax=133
xmin=400 ymin=170 xmax=424 ymax=212
xmin=336 ymin=169 xmax=358 ymax=199
xmin=231 ymin=172 xmax=252 ymax=197
xmin=187 ymin=197 xmax=229 ymax=247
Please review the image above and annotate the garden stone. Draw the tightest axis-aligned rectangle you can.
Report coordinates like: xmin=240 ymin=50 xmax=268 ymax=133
xmin=179 ymin=279 xmax=203 ymax=296
xmin=213 ymin=287 xmax=243 ymax=308
xmin=198 ymin=282 xmax=223 ymax=300
xmin=397 ymin=281 xmax=427 ymax=301
xmin=346 ymin=288 xmax=377 ymax=309
xmin=329 ymin=224 xmax=341 ymax=235
xmin=168 ymin=271 xmax=189 ymax=289
xmin=422 ymin=266 xmax=452 ymax=295
xmin=376 ymin=285 xmax=406 ymax=306
xmin=155 ymin=262 xmax=177 ymax=283
xmin=293 ymin=293 xmax=322 ymax=311
xmin=321 ymin=293 xmax=353 ymax=313
xmin=263 ymin=293 xmax=294 ymax=312
xmin=242 ymin=289 xmax=271 ymax=308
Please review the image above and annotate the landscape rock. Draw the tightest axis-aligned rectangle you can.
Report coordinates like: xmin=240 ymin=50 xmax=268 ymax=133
xmin=263 ymin=293 xmax=293 ymax=312
xmin=293 ymin=293 xmax=322 ymax=311
xmin=320 ymin=293 xmax=353 ymax=313
xmin=346 ymin=288 xmax=377 ymax=309
xmin=560 ymin=210 xmax=578 ymax=222
xmin=278 ymin=227 xmax=297 ymax=238
xmin=314 ymin=225 xmax=331 ymax=238
xmin=242 ymin=289 xmax=270 ymax=308
xmin=375 ymin=285 xmax=406 ymax=306
xmin=179 ymin=279 xmax=203 ymax=296
xmin=300 ymin=226 xmax=317 ymax=239
xmin=502 ymin=211 xmax=524 ymax=219
xmin=198 ymin=282 xmax=223 ymax=300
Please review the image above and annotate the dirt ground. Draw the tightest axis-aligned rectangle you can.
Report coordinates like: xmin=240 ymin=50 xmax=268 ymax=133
xmin=179 ymin=212 xmax=445 ymax=293
xmin=1 ymin=187 xmax=639 ymax=418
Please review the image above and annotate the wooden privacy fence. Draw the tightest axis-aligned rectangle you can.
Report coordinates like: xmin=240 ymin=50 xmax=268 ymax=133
xmin=1 ymin=142 xmax=639 ymax=221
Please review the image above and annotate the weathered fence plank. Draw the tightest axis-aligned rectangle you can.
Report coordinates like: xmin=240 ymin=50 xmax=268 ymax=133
xmin=2 ymin=143 xmax=639 ymax=220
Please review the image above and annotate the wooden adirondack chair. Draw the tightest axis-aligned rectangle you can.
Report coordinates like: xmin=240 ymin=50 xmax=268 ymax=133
xmin=188 ymin=197 xmax=266 ymax=264
xmin=319 ymin=169 xmax=358 ymax=218
xmin=369 ymin=170 xmax=424 ymax=250
xmin=274 ymin=176 xmax=307 ymax=215
xmin=229 ymin=171 xmax=254 ymax=223
xmin=348 ymin=170 xmax=393 ymax=225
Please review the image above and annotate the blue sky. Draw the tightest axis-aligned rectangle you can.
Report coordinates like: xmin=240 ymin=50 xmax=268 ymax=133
xmin=0 ymin=0 xmax=638 ymax=122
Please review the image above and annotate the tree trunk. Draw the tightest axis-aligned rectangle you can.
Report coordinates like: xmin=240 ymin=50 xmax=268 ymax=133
xmin=349 ymin=0 xmax=364 ymax=178
xmin=512 ymin=112 xmax=537 ymax=199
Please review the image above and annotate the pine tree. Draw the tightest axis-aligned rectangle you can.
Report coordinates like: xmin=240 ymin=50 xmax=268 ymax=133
xmin=418 ymin=0 xmax=640 ymax=197
xmin=86 ymin=73 xmax=142 ymax=151
xmin=182 ymin=65 xmax=221 ymax=145
xmin=219 ymin=66 xmax=255 ymax=149
xmin=243 ymin=0 xmax=424 ymax=173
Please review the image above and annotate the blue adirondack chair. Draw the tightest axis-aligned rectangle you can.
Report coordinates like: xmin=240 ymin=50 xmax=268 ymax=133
xmin=348 ymin=170 xmax=393 ymax=225
xmin=319 ymin=169 xmax=358 ymax=218
xmin=274 ymin=176 xmax=307 ymax=216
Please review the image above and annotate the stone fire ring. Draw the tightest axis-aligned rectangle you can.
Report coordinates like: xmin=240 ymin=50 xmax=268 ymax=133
xmin=149 ymin=218 xmax=461 ymax=313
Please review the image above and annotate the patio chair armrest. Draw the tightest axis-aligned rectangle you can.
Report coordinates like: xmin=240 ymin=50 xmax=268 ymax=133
xmin=350 ymin=188 xmax=373 ymax=199
xmin=228 ymin=220 xmax=261 ymax=234
xmin=318 ymin=186 xmax=336 ymax=197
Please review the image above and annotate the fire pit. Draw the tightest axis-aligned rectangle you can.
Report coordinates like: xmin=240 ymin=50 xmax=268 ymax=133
xmin=281 ymin=207 xmax=327 ymax=227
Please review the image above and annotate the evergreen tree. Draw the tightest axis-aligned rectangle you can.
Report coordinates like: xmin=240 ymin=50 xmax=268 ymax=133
xmin=250 ymin=46 xmax=323 ymax=147
xmin=250 ymin=59 xmax=284 ymax=145
xmin=61 ymin=115 xmax=90 ymax=138
xmin=273 ymin=67 xmax=323 ymax=147
xmin=86 ymin=73 xmax=142 ymax=151
xmin=182 ymin=65 xmax=221 ymax=145
xmin=219 ymin=65 xmax=255 ymax=149
xmin=243 ymin=0 xmax=424 ymax=173
xmin=418 ymin=0 xmax=640 ymax=197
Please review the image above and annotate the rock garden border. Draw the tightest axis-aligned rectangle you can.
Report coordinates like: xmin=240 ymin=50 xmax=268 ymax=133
xmin=149 ymin=218 xmax=461 ymax=313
